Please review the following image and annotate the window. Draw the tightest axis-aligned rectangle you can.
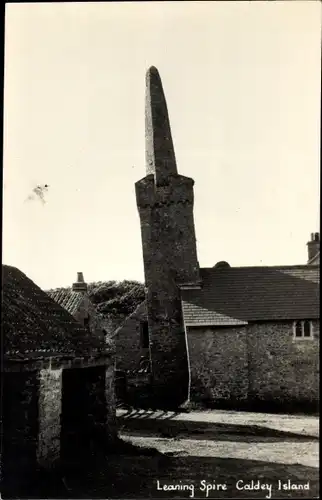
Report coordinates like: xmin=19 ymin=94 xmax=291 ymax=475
xmin=140 ymin=321 xmax=149 ymax=348
xmin=293 ymin=320 xmax=313 ymax=339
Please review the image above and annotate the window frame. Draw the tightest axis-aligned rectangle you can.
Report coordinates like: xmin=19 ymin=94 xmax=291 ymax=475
xmin=293 ymin=320 xmax=314 ymax=340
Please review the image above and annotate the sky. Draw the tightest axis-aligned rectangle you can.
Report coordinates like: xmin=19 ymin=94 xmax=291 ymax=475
xmin=3 ymin=1 xmax=321 ymax=290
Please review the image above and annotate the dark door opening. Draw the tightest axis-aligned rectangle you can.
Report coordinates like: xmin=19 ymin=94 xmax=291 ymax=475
xmin=60 ymin=366 xmax=106 ymax=463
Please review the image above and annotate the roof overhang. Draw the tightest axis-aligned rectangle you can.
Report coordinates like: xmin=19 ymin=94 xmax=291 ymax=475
xmin=184 ymin=319 xmax=248 ymax=327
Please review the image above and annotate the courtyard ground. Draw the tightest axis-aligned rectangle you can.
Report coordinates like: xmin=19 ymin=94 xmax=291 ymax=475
xmin=57 ymin=408 xmax=319 ymax=499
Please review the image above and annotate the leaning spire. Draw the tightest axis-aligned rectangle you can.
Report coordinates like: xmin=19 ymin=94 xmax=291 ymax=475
xmin=145 ymin=66 xmax=178 ymax=185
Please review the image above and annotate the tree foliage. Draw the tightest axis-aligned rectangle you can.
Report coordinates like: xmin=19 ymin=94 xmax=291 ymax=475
xmin=88 ymin=280 xmax=145 ymax=332
xmin=48 ymin=280 xmax=145 ymax=334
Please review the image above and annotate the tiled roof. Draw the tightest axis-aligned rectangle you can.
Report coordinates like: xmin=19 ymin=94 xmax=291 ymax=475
xmin=279 ymin=266 xmax=320 ymax=282
xmin=2 ymin=265 xmax=112 ymax=361
xmin=46 ymin=288 xmax=84 ymax=315
xmin=181 ymin=265 xmax=320 ymax=326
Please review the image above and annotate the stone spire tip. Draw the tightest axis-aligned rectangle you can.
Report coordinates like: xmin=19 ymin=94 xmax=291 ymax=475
xmin=145 ymin=67 xmax=177 ymax=184
xmin=146 ymin=66 xmax=159 ymax=76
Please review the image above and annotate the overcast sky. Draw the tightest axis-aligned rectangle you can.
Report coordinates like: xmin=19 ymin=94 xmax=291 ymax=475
xmin=3 ymin=1 xmax=321 ymax=290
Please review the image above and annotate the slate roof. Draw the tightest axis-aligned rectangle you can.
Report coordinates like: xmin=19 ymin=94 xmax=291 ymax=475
xmin=2 ymin=265 xmax=113 ymax=361
xmin=181 ymin=265 xmax=320 ymax=326
xmin=46 ymin=288 xmax=84 ymax=315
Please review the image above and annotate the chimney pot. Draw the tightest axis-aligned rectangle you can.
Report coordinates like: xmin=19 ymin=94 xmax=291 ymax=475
xmin=77 ymin=272 xmax=84 ymax=283
xmin=307 ymin=232 xmax=320 ymax=263
xmin=72 ymin=272 xmax=87 ymax=292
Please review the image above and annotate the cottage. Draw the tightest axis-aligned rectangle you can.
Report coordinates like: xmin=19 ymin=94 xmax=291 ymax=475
xmin=181 ymin=264 xmax=319 ymax=408
xmin=114 ymin=66 xmax=320 ymax=411
xmin=47 ymin=272 xmax=107 ymax=341
xmin=1 ymin=265 xmax=116 ymax=496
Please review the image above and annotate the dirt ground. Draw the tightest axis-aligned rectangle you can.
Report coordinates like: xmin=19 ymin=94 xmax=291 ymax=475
xmin=117 ymin=408 xmax=319 ymax=438
xmin=60 ymin=409 xmax=319 ymax=499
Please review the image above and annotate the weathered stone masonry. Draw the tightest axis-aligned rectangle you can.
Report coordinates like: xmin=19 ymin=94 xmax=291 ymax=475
xmin=2 ymin=371 xmax=40 ymax=491
xmin=115 ymin=301 xmax=149 ymax=373
xmin=2 ymin=355 xmax=116 ymax=495
xmin=37 ymin=367 xmax=62 ymax=467
xmin=136 ymin=177 xmax=199 ymax=404
xmin=247 ymin=320 xmax=319 ymax=405
xmin=135 ymin=67 xmax=201 ymax=406
xmin=186 ymin=325 xmax=249 ymax=404
xmin=187 ymin=320 xmax=319 ymax=407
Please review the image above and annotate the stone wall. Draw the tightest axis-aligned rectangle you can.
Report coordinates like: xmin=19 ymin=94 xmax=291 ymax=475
xmin=73 ymin=296 xmax=106 ymax=341
xmin=187 ymin=325 xmax=248 ymax=404
xmin=247 ymin=320 xmax=319 ymax=406
xmin=114 ymin=301 xmax=149 ymax=373
xmin=136 ymin=174 xmax=199 ymax=406
xmin=37 ymin=367 xmax=62 ymax=467
xmin=187 ymin=320 xmax=319 ymax=408
xmin=105 ymin=363 xmax=117 ymax=438
xmin=2 ymin=355 xmax=116 ymax=496
xmin=2 ymin=370 xmax=40 ymax=493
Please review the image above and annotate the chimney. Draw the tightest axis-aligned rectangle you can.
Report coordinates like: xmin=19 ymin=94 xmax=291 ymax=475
xmin=72 ymin=272 xmax=88 ymax=292
xmin=307 ymin=232 xmax=320 ymax=262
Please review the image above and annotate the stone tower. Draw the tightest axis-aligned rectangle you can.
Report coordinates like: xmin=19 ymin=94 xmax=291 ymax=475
xmin=135 ymin=66 xmax=200 ymax=407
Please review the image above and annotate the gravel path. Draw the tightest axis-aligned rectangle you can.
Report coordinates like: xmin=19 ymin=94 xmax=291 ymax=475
xmin=121 ymin=435 xmax=319 ymax=468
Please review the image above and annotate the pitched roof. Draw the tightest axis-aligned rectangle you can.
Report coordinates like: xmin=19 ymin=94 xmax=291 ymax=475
xmin=113 ymin=300 xmax=148 ymax=337
xmin=181 ymin=265 xmax=320 ymax=326
xmin=2 ymin=265 xmax=112 ymax=361
xmin=46 ymin=288 xmax=84 ymax=315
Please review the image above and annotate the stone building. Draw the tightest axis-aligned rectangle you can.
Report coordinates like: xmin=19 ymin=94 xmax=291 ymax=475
xmin=115 ymin=66 xmax=320 ymax=411
xmin=47 ymin=272 xmax=107 ymax=341
xmin=1 ymin=265 xmax=116 ymax=496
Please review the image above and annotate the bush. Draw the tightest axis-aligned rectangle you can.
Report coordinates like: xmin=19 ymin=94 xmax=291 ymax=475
xmin=88 ymin=280 xmax=145 ymax=333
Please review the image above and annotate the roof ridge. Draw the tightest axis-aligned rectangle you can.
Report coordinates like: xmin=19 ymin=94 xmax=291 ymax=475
xmin=112 ymin=299 xmax=146 ymax=338
xmin=3 ymin=265 xmax=109 ymax=359
xmin=46 ymin=286 xmax=72 ymax=293
xmin=201 ymin=264 xmax=319 ymax=271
